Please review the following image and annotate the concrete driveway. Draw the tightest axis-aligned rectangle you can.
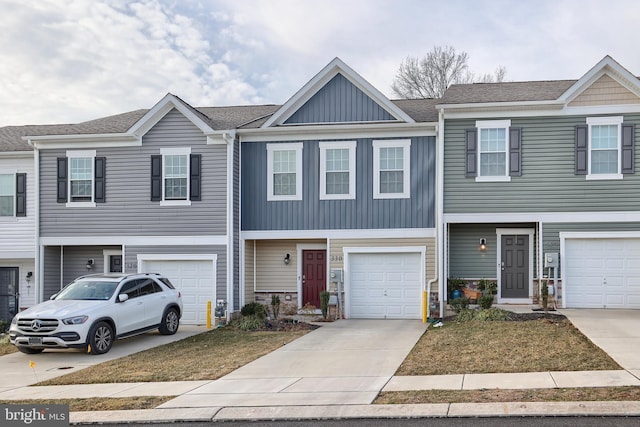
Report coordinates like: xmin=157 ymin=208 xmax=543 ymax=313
xmin=0 ymin=325 xmax=207 ymax=391
xmin=160 ymin=319 xmax=427 ymax=408
xmin=560 ymin=309 xmax=640 ymax=372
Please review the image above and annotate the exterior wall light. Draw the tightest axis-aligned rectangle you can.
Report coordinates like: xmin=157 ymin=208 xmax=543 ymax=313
xmin=479 ymin=238 xmax=487 ymax=251
xmin=284 ymin=253 xmax=291 ymax=265
xmin=86 ymin=259 xmax=95 ymax=270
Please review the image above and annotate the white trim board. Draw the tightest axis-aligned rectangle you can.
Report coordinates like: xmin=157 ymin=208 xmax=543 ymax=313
xmin=444 ymin=211 xmax=640 ymax=224
xmin=241 ymin=228 xmax=436 ymax=240
xmin=40 ymin=235 xmax=228 ymax=246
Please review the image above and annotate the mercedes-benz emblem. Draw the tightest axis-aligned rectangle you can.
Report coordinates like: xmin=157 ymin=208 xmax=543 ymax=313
xmin=31 ymin=319 xmax=42 ymax=331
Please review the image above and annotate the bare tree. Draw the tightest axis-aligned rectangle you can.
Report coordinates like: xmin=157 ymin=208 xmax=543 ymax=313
xmin=391 ymin=46 xmax=506 ymax=99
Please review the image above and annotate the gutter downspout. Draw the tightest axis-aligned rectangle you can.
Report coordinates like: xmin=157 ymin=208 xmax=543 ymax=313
xmin=27 ymin=140 xmax=42 ymax=303
xmin=436 ymin=108 xmax=445 ymax=319
xmin=223 ymin=130 xmax=236 ymax=321
xmin=424 ymin=113 xmax=443 ymax=322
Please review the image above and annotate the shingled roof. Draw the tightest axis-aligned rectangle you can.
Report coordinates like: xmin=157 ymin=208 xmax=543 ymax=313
xmin=440 ymin=79 xmax=576 ymax=105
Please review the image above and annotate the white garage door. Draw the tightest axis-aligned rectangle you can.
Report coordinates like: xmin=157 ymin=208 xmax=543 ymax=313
xmin=349 ymin=252 xmax=422 ymax=319
xmin=143 ymin=259 xmax=216 ymax=325
xmin=564 ymin=238 xmax=640 ymax=308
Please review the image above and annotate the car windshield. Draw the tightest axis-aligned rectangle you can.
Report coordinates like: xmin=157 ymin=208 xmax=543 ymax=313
xmin=56 ymin=280 xmax=119 ymax=301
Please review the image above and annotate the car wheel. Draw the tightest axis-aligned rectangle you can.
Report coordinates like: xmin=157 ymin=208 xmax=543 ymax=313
xmin=88 ymin=321 xmax=114 ymax=355
xmin=159 ymin=308 xmax=179 ymax=335
xmin=17 ymin=346 xmax=44 ymax=354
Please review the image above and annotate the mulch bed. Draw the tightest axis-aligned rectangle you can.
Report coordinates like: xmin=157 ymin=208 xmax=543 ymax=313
xmin=505 ymin=311 xmax=566 ymax=322
xmin=262 ymin=318 xmax=321 ymax=331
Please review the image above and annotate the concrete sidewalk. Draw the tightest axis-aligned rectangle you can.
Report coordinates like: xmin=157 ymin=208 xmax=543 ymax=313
xmin=2 ymin=316 xmax=640 ymax=423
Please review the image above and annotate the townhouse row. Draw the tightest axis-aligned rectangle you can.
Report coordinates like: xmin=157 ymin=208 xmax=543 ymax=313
xmin=2 ymin=55 xmax=639 ymax=325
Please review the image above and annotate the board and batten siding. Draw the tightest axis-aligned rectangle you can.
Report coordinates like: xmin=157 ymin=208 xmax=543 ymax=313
xmin=39 ymin=108 xmax=228 ymax=237
xmin=126 ymin=244 xmax=227 ymax=302
xmin=285 ymin=74 xmax=395 ymax=124
xmin=444 ymin=114 xmax=640 ymax=214
xmin=242 ymin=136 xmax=436 ymax=231
xmin=43 ymin=246 xmax=62 ymax=298
xmin=0 ymin=155 xmax=35 ymax=256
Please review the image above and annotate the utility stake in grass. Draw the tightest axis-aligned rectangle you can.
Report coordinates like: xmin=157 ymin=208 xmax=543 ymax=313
xmin=29 ymin=360 xmax=38 ymax=382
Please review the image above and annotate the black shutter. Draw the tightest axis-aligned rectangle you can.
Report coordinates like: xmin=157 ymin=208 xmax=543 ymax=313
xmin=57 ymin=157 xmax=68 ymax=203
xmin=151 ymin=155 xmax=162 ymax=201
xmin=94 ymin=157 xmax=106 ymax=203
xmin=621 ymin=124 xmax=635 ymax=174
xmin=509 ymin=127 xmax=522 ymax=176
xmin=190 ymin=154 xmax=201 ymax=201
xmin=15 ymin=173 xmax=26 ymax=217
xmin=465 ymin=128 xmax=478 ymax=177
xmin=575 ymin=125 xmax=588 ymax=175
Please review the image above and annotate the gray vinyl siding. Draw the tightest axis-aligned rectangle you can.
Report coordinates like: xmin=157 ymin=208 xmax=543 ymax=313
xmin=448 ymin=223 xmax=537 ymax=279
xmin=39 ymin=108 xmax=227 ymax=237
xmin=285 ymin=74 xmax=395 ymax=124
xmin=241 ymin=136 xmax=436 ymax=231
xmin=43 ymin=246 xmax=61 ymax=298
xmin=542 ymin=222 xmax=640 ymax=275
xmin=126 ymin=245 xmax=227 ymax=302
xmin=444 ymin=114 xmax=640 ymax=213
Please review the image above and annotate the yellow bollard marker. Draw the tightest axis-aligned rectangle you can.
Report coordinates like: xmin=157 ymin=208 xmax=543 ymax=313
xmin=422 ymin=290 xmax=427 ymax=323
xmin=207 ymin=301 xmax=212 ymax=329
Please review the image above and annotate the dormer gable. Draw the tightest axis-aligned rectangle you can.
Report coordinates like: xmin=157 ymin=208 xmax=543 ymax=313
xmin=559 ymin=56 xmax=640 ymax=108
xmin=262 ymin=57 xmax=414 ymax=127
xmin=128 ymin=93 xmax=215 ymax=137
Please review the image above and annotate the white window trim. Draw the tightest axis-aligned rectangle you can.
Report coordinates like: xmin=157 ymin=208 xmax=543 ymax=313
xmin=66 ymin=149 xmax=96 ymax=207
xmin=319 ymin=141 xmax=356 ymax=200
xmin=0 ymin=172 xmax=16 ymax=218
xmin=586 ymin=116 xmax=623 ymax=181
xmin=475 ymin=120 xmax=511 ymax=182
xmin=160 ymin=147 xmax=191 ymax=206
xmin=372 ymin=139 xmax=411 ymax=199
xmin=266 ymin=142 xmax=303 ymax=201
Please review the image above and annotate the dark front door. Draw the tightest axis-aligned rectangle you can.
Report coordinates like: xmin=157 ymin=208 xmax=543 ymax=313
xmin=0 ymin=267 xmax=19 ymax=323
xmin=501 ymin=235 xmax=529 ymax=299
xmin=302 ymin=250 xmax=326 ymax=308
xmin=109 ymin=255 xmax=123 ymax=273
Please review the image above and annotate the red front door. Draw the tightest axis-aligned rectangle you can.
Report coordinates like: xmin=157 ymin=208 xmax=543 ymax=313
xmin=302 ymin=250 xmax=326 ymax=308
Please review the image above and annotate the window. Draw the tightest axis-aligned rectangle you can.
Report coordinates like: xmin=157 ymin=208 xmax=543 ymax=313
xmin=150 ymin=148 xmax=201 ymax=206
xmin=70 ymin=157 xmax=93 ymax=202
xmin=373 ymin=139 xmax=410 ymax=199
xmin=57 ymin=150 xmax=104 ymax=207
xmin=587 ymin=116 xmax=623 ymax=179
xmin=0 ymin=174 xmax=14 ymax=216
xmin=476 ymin=120 xmax=511 ymax=181
xmin=319 ymin=141 xmax=356 ymax=200
xmin=0 ymin=173 xmax=26 ymax=217
xmin=267 ymin=143 xmax=303 ymax=201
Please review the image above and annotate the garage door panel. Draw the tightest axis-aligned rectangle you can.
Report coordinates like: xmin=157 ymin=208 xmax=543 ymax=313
xmin=144 ymin=259 xmax=215 ymax=325
xmin=565 ymin=238 xmax=640 ymax=309
xmin=349 ymin=252 xmax=421 ymax=319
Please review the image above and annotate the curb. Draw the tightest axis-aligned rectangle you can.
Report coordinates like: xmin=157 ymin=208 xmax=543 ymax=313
xmin=70 ymin=401 xmax=640 ymax=424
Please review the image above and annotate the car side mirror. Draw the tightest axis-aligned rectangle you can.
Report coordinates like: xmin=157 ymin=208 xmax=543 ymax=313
xmin=118 ymin=294 xmax=129 ymax=303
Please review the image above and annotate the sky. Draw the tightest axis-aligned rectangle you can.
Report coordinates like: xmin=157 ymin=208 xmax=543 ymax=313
xmin=1 ymin=0 xmax=640 ymax=127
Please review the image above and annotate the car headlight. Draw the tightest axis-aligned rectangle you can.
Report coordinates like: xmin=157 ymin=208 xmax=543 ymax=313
xmin=11 ymin=315 xmax=17 ymax=324
xmin=62 ymin=315 xmax=89 ymax=325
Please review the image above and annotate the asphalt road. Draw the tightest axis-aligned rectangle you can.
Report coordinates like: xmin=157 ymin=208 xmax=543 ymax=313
xmin=94 ymin=416 xmax=640 ymax=427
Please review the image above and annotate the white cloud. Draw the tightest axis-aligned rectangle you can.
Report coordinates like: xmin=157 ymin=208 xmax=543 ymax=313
xmin=1 ymin=0 xmax=640 ymax=126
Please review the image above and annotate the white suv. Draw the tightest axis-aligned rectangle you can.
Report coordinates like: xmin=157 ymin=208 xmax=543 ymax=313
xmin=10 ymin=273 xmax=183 ymax=355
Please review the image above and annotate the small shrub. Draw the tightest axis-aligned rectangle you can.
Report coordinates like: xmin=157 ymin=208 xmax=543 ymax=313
xmin=0 ymin=320 xmax=8 ymax=332
xmin=456 ymin=308 xmax=475 ymax=322
xmin=300 ymin=303 xmax=316 ymax=315
xmin=236 ymin=315 xmax=266 ymax=331
xmin=270 ymin=295 xmax=281 ymax=320
xmin=281 ymin=302 xmax=298 ymax=316
xmin=478 ymin=279 xmax=497 ymax=295
xmin=320 ymin=291 xmax=330 ymax=319
xmin=240 ymin=302 xmax=267 ymax=318
xmin=478 ymin=295 xmax=494 ymax=309
xmin=475 ymin=308 xmax=510 ymax=321
xmin=449 ymin=296 xmax=470 ymax=313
